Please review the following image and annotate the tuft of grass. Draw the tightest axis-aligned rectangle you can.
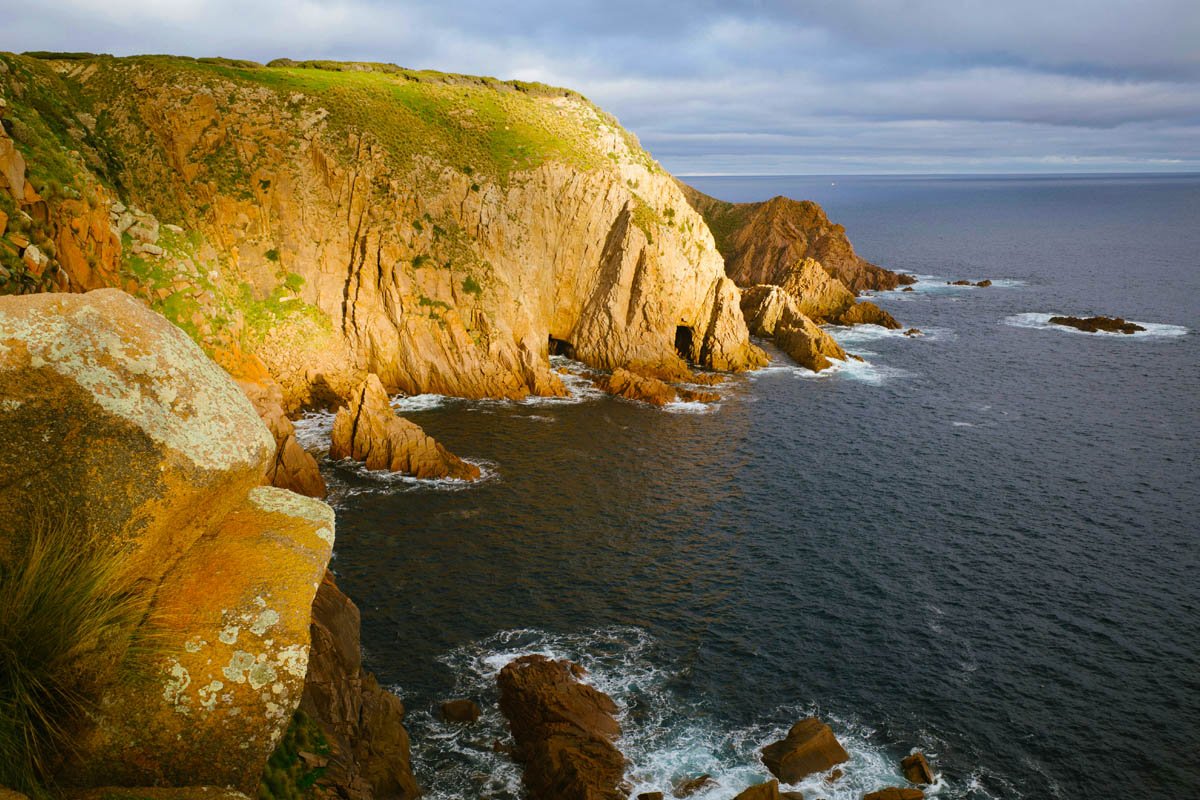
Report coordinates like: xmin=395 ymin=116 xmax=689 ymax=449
xmin=258 ymin=710 xmax=331 ymax=800
xmin=0 ymin=510 xmax=145 ymax=793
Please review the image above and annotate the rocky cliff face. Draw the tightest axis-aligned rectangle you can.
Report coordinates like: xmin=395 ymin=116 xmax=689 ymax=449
xmin=678 ymin=182 xmax=913 ymax=293
xmin=0 ymin=53 xmax=763 ymax=409
xmin=0 ymin=290 xmax=334 ymax=792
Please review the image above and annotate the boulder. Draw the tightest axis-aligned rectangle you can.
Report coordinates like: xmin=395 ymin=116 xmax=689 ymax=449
xmin=1048 ymin=315 xmax=1145 ymax=334
xmin=903 ymin=328 xmax=923 ymax=337
xmin=497 ymin=654 xmax=625 ymax=800
xmin=775 ymin=315 xmax=848 ymax=372
xmin=0 ymin=290 xmax=334 ymax=792
xmin=836 ymin=301 xmax=901 ymax=329
xmin=597 ymin=367 xmax=677 ymax=406
xmin=778 ymin=258 xmax=856 ymax=321
xmin=732 ymin=780 xmax=781 ymax=800
xmin=21 ymin=243 xmax=48 ymax=277
xmin=299 ymin=571 xmax=419 ymax=799
xmin=673 ymin=774 xmax=716 ymax=797
xmin=900 ymin=752 xmax=934 ymax=785
xmin=441 ymin=698 xmax=482 ymax=724
xmin=637 ymin=794 xmax=665 ymax=800
xmin=975 ymin=279 xmax=992 ymax=287
xmin=901 ymin=287 xmax=914 ymax=292
xmin=761 ymin=718 xmax=850 ymax=784
xmin=863 ymin=789 xmax=924 ymax=800
xmin=330 ymin=374 xmax=480 ymax=480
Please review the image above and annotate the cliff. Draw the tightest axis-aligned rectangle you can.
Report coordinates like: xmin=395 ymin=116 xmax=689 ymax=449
xmin=677 ymin=182 xmax=913 ymax=293
xmin=0 ymin=53 xmax=764 ymax=409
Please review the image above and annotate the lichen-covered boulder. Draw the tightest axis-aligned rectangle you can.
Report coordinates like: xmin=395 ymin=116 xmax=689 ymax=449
xmin=0 ymin=290 xmax=334 ymax=793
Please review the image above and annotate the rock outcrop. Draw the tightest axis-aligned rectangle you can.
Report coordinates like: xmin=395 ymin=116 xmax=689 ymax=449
xmin=732 ymin=781 xmax=782 ymax=800
xmin=497 ymin=654 xmax=626 ymax=800
xmin=678 ymin=184 xmax=913 ymax=293
xmin=835 ymin=300 xmax=901 ymax=329
xmin=597 ymin=367 xmax=679 ymax=406
xmin=864 ymin=789 xmax=924 ymax=800
xmin=300 ymin=571 xmax=419 ymax=799
xmin=778 ymin=257 xmax=856 ymax=322
xmin=330 ymin=374 xmax=479 ymax=479
xmin=1048 ymin=315 xmax=1145 ymax=334
xmin=0 ymin=54 xmax=765 ymax=408
xmin=0 ymin=289 xmax=334 ymax=792
xmin=740 ymin=284 xmax=847 ymax=372
xmin=901 ymin=752 xmax=934 ymax=785
xmin=760 ymin=718 xmax=850 ymax=784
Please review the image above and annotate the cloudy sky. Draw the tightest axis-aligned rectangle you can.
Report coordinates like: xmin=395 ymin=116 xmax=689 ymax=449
xmin=3 ymin=0 xmax=1198 ymax=174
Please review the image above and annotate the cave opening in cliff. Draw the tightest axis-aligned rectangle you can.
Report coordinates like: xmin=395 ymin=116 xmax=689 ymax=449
xmin=548 ymin=336 xmax=575 ymax=359
xmin=674 ymin=326 xmax=695 ymax=362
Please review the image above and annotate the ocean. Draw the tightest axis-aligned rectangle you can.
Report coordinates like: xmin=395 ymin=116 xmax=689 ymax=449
xmin=295 ymin=173 xmax=1200 ymax=799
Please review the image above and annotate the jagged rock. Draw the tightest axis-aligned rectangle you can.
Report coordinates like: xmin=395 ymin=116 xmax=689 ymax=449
xmin=0 ymin=290 xmax=334 ymax=792
xmin=761 ymin=718 xmax=850 ymax=784
xmin=441 ymin=699 xmax=482 ymax=723
xmin=947 ymin=279 xmax=990 ymax=287
xmin=696 ymin=276 xmax=769 ymax=371
xmin=497 ymin=655 xmax=625 ymax=800
xmin=901 ymin=286 xmax=914 ymax=292
xmin=904 ymin=328 xmax=923 ymax=337
xmin=837 ymin=301 xmax=901 ymax=329
xmin=741 ymin=285 xmax=847 ymax=372
xmin=863 ymin=789 xmax=924 ymax=800
xmin=975 ymin=279 xmax=992 ymax=287
xmin=20 ymin=243 xmax=48 ymax=276
xmin=300 ymin=572 xmax=419 ymax=800
xmin=0 ymin=122 xmax=25 ymax=197
xmin=597 ymin=367 xmax=677 ymax=406
xmin=1048 ymin=315 xmax=1145 ymax=334
xmin=732 ymin=781 xmax=781 ymax=800
xmin=673 ymin=774 xmax=716 ymax=797
xmin=778 ymin=257 xmax=857 ymax=322
xmin=330 ymin=374 xmax=479 ymax=480
xmin=677 ymin=387 xmax=721 ymax=403
xmin=901 ymin=752 xmax=934 ymax=785
xmin=677 ymin=186 xmax=911 ymax=292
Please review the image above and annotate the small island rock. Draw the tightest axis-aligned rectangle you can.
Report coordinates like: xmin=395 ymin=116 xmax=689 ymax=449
xmin=761 ymin=717 xmax=850 ymax=783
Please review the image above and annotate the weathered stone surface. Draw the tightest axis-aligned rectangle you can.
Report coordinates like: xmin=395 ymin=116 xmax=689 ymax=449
xmin=1048 ymin=315 xmax=1145 ymax=334
xmin=863 ymin=789 xmax=924 ymax=800
xmin=732 ymin=780 xmax=781 ymax=800
xmin=0 ymin=290 xmax=334 ymax=793
xmin=836 ymin=301 xmax=901 ymax=329
xmin=441 ymin=699 xmax=482 ymax=724
xmin=901 ymin=752 xmax=934 ymax=785
xmin=330 ymin=374 xmax=479 ymax=480
xmin=779 ymin=258 xmax=857 ymax=322
xmin=678 ymin=185 xmax=913 ymax=293
xmin=597 ymin=367 xmax=677 ymax=406
xmin=741 ymin=284 xmax=846 ymax=372
xmin=761 ymin=718 xmax=850 ymax=784
xmin=497 ymin=654 xmax=625 ymax=800
xmin=300 ymin=571 xmax=420 ymax=800
xmin=696 ymin=276 xmax=769 ymax=372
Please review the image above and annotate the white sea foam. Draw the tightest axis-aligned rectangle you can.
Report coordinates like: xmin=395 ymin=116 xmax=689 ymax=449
xmin=292 ymin=408 xmax=336 ymax=452
xmin=1003 ymin=313 xmax=1188 ymax=338
xmin=405 ymin=627 xmax=966 ymax=800
xmin=664 ymin=400 xmax=720 ymax=415
xmin=391 ymin=393 xmax=453 ymax=412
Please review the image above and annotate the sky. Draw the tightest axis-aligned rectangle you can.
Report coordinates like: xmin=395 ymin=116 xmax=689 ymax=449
xmin=2 ymin=0 xmax=1198 ymax=174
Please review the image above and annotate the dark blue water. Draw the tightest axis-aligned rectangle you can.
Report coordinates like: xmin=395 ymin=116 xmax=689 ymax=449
xmin=311 ymin=174 xmax=1200 ymax=800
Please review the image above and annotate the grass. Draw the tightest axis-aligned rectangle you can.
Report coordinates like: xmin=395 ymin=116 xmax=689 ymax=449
xmin=258 ymin=710 xmax=331 ymax=800
xmin=0 ymin=509 xmax=145 ymax=793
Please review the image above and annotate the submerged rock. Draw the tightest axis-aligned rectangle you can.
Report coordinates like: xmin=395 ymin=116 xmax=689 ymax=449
xmin=497 ymin=654 xmax=626 ymax=800
xmin=673 ymin=774 xmax=716 ymax=797
xmin=761 ymin=717 xmax=850 ymax=783
xmin=330 ymin=374 xmax=480 ymax=480
xmin=441 ymin=698 xmax=483 ymax=724
xmin=864 ymin=789 xmax=924 ymax=800
xmin=901 ymin=752 xmax=935 ymax=785
xmin=1048 ymin=315 xmax=1145 ymax=334
xmin=0 ymin=290 xmax=333 ymax=792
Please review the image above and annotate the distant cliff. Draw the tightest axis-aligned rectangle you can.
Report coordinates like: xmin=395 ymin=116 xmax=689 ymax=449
xmin=0 ymin=53 xmax=764 ymax=409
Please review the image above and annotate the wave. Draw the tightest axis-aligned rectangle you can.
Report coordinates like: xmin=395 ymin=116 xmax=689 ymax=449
xmin=403 ymin=627 xmax=972 ymax=800
xmin=751 ymin=355 xmax=912 ymax=386
xmin=1002 ymin=313 xmax=1188 ymax=338
xmin=872 ymin=274 xmax=1025 ymax=299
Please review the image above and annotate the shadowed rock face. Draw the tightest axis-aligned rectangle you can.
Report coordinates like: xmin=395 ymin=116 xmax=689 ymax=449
xmin=497 ymin=655 xmax=626 ymax=800
xmin=330 ymin=374 xmax=480 ymax=480
xmin=0 ymin=290 xmax=334 ymax=792
xmin=677 ymin=184 xmax=913 ymax=293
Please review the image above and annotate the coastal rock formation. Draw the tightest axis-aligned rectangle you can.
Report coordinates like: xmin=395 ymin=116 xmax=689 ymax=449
xmin=678 ymin=184 xmax=913 ymax=293
xmin=947 ymin=279 xmax=991 ymax=287
xmin=740 ymin=284 xmax=847 ymax=372
xmin=732 ymin=781 xmax=782 ymax=800
xmin=778 ymin=257 xmax=857 ymax=322
xmin=1048 ymin=315 xmax=1145 ymax=334
xmin=440 ymin=699 xmax=482 ymax=724
xmin=330 ymin=374 xmax=479 ymax=480
xmin=0 ymin=290 xmax=333 ymax=792
xmin=597 ymin=367 xmax=678 ymax=406
xmin=300 ymin=571 xmax=419 ymax=799
xmin=0 ymin=54 xmax=764 ymax=407
xmin=901 ymin=752 xmax=935 ymax=785
xmin=836 ymin=300 xmax=901 ymax=329
xmin=761 ymin=718 xmax=850 ymax=783
xmin=863 ymin=789 xmax=924 ymax=800
xmin=497 ymin=654 xmax=626 ymax=800
xmin=673 ymin=775 xmax=716 ymax=797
